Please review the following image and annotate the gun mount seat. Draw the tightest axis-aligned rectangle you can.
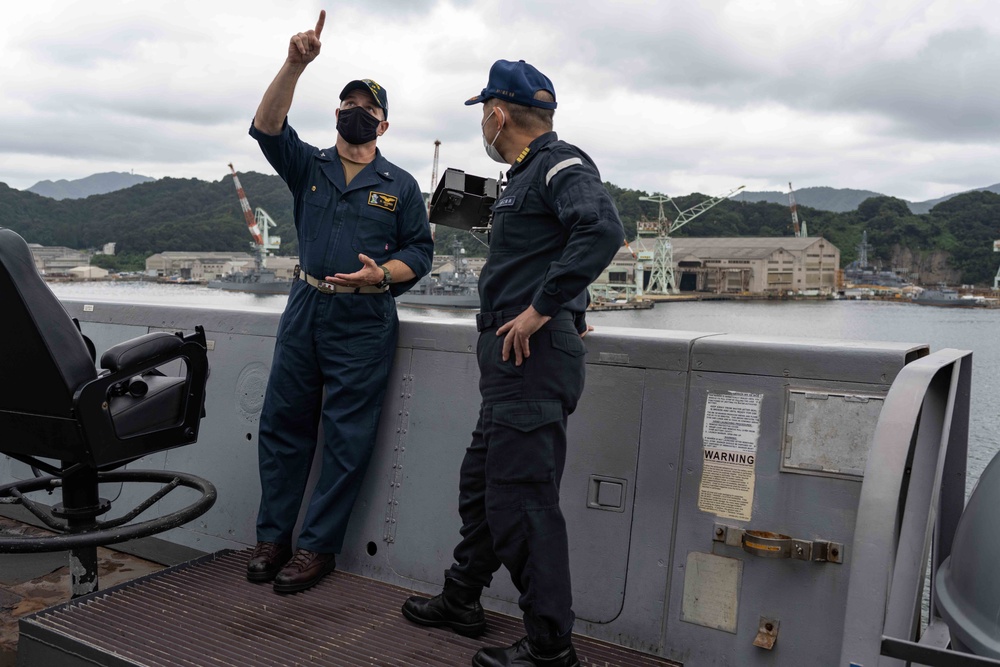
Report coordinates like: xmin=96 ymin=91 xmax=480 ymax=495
xmin=0 ymin=228 xmax=215 ymax=592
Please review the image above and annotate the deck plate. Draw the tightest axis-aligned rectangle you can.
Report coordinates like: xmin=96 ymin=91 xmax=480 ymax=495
xmin=20 ymin=549 xmax=680 ymax=666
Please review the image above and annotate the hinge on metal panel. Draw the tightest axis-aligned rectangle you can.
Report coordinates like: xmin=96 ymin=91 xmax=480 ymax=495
xmin=383 ymin=374 xmax=413 ymax=544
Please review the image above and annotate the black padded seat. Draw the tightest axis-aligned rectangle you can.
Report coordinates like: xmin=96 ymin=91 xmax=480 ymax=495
xmin=0 ymin=228 xmax=209 ymax=469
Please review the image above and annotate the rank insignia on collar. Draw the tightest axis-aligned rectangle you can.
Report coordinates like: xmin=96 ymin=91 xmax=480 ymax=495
xmin=368 ymin=191 xmax=398 ymax=212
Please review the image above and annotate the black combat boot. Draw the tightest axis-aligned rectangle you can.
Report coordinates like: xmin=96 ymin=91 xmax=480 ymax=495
xmin=401 ymin=578 xmax=487 ymax=637
xmin=473 ymin=636 xmax=579 ymax=667
xmin=472 ymin=637 xmax=580 ymax=667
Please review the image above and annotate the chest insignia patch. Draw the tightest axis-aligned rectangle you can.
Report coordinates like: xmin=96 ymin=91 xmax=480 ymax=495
xmin=495 ymin=194 xmax=517 ymax=209
xmin=368 ymin=191 xmax=398 ymax=212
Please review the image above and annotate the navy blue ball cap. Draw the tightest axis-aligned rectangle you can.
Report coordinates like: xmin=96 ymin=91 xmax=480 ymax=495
xmin=340 ymin=78 xmax=388 ymax=118
xmin=465 ymin=59 xmax=557 ymax=109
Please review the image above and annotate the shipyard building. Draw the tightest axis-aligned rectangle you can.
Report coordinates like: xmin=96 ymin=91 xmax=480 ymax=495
xmin=601 ymin=236 xmax=840 ymax=296
xmin=144 ymin=252 xmax=298 ymax=281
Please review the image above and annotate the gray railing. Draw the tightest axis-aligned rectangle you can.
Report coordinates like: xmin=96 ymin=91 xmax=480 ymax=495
xmin=840 ymin=348 xmax=999 ymax=666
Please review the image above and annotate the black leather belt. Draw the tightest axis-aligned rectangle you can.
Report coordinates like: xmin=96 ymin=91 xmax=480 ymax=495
xmin=295 ymin=265 xmax=387 ymax=295
xmin=476 ymin=306 xmax=529 ymax=332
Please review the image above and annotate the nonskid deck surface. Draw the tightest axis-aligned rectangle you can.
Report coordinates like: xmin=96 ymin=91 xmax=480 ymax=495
xmin=22 ymin=550 xmax=679 ymax=667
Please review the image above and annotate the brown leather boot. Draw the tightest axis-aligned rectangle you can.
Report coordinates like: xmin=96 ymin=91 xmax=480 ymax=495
xmin=246 ymin=542 xmax=292 ymax=583
xmin=401 ymin=578 xmax=486 ymax=637
xmin=272 ymin=548 xmax=336 ymax=594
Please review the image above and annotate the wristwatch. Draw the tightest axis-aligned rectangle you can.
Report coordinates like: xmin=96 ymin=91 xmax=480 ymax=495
xmin=376 ymin=265 xmax=392 ymax=290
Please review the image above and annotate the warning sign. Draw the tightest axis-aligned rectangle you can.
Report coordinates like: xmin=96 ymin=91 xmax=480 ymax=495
xmin=698 ymin=391 xmax=763 ymax=521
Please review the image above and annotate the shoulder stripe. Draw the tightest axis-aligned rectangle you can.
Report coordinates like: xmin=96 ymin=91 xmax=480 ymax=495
xmin=545 ymin=157 xmax=583 ymax=186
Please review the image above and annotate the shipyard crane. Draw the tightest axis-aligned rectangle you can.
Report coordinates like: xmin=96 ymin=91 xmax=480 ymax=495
xmin=228 ymin=163 xmax=280 ymax=272
xmin=428 ymin=140 xmax=441 ymax=239
xmin=788 ymin=182 xmax=808 ymax=238
xmin=636 ymin=185 xmax=745 ymax=295
xmin=994 ymin=239 xmax=1000 ymax=290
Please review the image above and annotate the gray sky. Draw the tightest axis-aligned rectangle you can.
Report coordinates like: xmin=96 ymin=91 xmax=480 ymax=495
xmin=2 ymin=0 xmax=998 ymax=203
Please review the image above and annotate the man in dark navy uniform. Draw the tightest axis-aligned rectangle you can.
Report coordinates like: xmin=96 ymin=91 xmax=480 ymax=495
xmin=402 ymin=59 xmax=625 ymax=666
xmin=245 ymin=10 xmax=433 ymax=594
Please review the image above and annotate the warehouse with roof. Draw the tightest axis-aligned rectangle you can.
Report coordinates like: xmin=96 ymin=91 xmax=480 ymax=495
xmin=600 ymin=237 xmax=840 ymax=296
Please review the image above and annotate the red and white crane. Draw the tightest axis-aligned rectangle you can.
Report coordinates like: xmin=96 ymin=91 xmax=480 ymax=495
xmin=788 ymin=182 xmax=808 ymax=238
xmin=227 ymin=163 xmax=280 ymax=272
xmin=229 ymin=162 xmax=264 ymax=246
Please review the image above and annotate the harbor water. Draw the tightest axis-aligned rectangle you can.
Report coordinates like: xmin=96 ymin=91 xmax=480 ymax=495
xmin=48 ymin=282 xmax=1000 ymax=491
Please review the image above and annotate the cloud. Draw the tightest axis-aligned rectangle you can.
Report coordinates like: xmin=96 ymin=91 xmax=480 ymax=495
xmin=0 ymin=0 xmax=998 ymax=203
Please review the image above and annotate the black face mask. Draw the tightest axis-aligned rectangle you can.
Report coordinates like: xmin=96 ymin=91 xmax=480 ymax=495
xmin=337 ymin=106 xmax=381 ymax=145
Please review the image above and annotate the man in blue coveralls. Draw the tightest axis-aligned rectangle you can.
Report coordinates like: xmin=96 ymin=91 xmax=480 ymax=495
xmin=402 ymin=60 xmax=625 ymax=666
xmin=245 ymin=10 xmax=433 ymax=594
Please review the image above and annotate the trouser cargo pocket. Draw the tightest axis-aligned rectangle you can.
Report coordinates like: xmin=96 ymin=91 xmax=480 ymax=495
xmin=486 ymin=399 xmax=565 ymax=485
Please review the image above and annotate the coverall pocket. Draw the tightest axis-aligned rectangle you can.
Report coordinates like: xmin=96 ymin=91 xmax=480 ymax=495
xmin=487 ymin=400 xmax=564 ymax=484
xmin=347 ymin=296 xmax=390 ymax=358
xmin=352 ymin=208 xmax=396 ymax=258
xmin=302 ymin=191 xmax=331 ymax=241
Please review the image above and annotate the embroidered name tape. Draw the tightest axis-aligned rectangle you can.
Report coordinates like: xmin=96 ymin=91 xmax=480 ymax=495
xmin=495 ymin=194 xmax=517 ymax=209
xmin=368 ymin=191 xmax=398 ymax=212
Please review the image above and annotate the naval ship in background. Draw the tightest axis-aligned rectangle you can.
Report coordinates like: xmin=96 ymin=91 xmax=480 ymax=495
xmin=396 ymin=239 xmax=481 ymax=309
xmin=913 ymin=285 xmax=990 ymax=308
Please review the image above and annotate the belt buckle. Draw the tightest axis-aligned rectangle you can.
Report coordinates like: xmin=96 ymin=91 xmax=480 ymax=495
xmin=316 ymin=281 xmax=336 ymax=294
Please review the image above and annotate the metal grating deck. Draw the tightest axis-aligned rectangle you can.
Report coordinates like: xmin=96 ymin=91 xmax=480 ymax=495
xmin=19 ymin=549 xmax=680 ymax=666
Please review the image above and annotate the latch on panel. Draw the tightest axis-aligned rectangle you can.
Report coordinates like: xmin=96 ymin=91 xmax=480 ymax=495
xmin=712 ymin=523 xmax=843 ymax=563
xmin=587 ymin=475 xmax=627 ymax=513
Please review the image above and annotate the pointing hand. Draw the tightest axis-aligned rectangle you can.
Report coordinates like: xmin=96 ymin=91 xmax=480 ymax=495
xmin=287 ymin=10 xmax=325 ymax=65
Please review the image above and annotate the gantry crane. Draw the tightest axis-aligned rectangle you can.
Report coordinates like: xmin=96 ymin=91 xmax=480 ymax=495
xmin=636 ymin=185 xmax=745 ymax=294
xmin=228 ymin=163 xmax=280 ymax=272
xmin=788 ymin=182 xmax=808 ymax=238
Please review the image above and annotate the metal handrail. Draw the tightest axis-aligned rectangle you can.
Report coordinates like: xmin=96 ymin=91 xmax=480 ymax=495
xmin=840 ymin=348 xmax=980 ymax=666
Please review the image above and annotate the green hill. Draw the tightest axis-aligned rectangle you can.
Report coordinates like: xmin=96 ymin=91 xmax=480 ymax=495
xmin=2 ymin=175 xmax=998 ymax=285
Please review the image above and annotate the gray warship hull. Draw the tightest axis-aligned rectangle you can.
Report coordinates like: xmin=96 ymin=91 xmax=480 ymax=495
xmin=395 ymin=292 xmax=480 ymax=308
xmin=207 ymin=274 xmax=291 ymax=295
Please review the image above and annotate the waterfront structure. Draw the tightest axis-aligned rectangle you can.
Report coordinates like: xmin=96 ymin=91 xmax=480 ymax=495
xmin=26 ymin=244 xmax=92 ymax=276
xmin=607 ymin=236 xmax=841 ymax=296
xmin=67 ymin=265 xmax=109 ymax=280
xmin=145 ymin=251 xmax=255 ymax=281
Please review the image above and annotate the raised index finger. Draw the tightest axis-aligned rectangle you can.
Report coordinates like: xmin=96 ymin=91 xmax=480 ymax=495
xmin=315 ymin=10 xmax=326 ymax=38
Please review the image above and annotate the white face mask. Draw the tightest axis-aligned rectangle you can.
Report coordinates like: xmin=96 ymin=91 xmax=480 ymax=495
xmin=481 ymin=107 xmax=506 ymax=164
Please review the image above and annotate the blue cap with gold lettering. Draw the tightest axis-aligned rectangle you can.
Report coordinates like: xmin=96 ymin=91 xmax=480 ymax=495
xmin=465 ymin=59 xmax=557 ymax=109
xmin=340 ymin=78 xmax=388 ymax=118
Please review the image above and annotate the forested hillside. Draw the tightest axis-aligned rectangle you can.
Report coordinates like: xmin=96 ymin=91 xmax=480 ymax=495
xmin=601 ymin=185 xmax=1000 ymax=285
xmin=2 ymin=174 xmax=998 ymax=285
